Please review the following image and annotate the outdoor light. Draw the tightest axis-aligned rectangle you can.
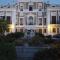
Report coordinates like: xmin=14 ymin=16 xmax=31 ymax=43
xmin=48 ymin=24 xmax=54 ymax=33
xmin=11 ymin=24 xmax=15 ymax=29
xmin=8 ymin=24 xmax=15 ymax=32
xmin=48 ymin=24 xmax=51 ymax=33
xmin=8 ymin=24 xmax=14 ymax=29
xmin=48 ymin=24 xmax=60 ymax=35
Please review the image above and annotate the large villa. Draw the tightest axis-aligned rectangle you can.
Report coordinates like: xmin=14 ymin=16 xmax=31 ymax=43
xmin=0 ymin=0 xmax=60 ymax=36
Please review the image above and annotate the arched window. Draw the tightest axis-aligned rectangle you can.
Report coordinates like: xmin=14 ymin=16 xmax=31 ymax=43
xmin=29 ymin=16 xmax=33 ymax=25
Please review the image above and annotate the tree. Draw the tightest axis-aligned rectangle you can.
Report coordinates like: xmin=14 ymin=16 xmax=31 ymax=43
xmin=0 ymin=19 xmax=8 ymax=34
xmin=0 ymin=34 xmax=16 ymax=60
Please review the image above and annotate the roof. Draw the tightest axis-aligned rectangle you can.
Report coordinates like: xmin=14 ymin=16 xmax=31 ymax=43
xmin=17 ymin=0 xmax=43 ymax=2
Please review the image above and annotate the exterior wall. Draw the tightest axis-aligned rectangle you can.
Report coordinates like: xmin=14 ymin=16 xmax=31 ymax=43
xmin=17 ymin=0 xmax=43 ymax=2
xmin=0 ymin=1 xmax=60 ymax=36
xmin=0 ymin=8 xmax=16 ymax=33
xmin=47 ymin=7 xmax=60 ymax=35
xmin=15 ymin=1 xmax=47 ymax=36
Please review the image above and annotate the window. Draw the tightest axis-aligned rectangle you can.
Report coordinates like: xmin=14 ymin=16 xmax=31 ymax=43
xmin=39 ymin=18 xmax=42 ymax=25
xmin=39 ymin=9 xmax=42 ymax=11
xmin=51 ymin=16 xmax=56 ymax=24
xmin=16 ymin=29 xmax=17 ymax=32
xmin=38 ymin=5 xmax=42 ymax=11
xmin=20 ymin=6 xmax=23 ymax=11
xmin=53 ymin=28 xmax=56 ymax=33
xmin=6 ymin=28 xmax=10 ymax=32
xmin=0 ymin=16 xmax=3 ymax=19
xmin=0 ymin=16 xmax=5 ymax=20
xmin=7 ymin=16 xmax=11 ymax=24
xmin=29 ymin=16 xmax=33 ymax=25
xmin=26 ymin=3 xmax=28 ymax=9
xmin=20 ymin=29 xmax=23 ymax=32
xmin=39 ymin=29 xmax=42 ymax=33
xmin=57 ymin=28 xmax=59 ymax=33
xmin=42 ymin=12 xmax=46 ymax=16
xmin=27 ymin=30 xmax=31 ymax=34
xmin=38 ymin=3 xmax=42 ymax=9
xmin=43 ymin=18 xmax=46 ymax=25
xmin=43 ymin=29 xmax=47 ymax=33
xmin=58 ymin=16 xmax=60 ymax=24
xmin=29 ymin=5 xmax=33 ymax=11
xmin=20 ymin=18 xmax=23 ymax=25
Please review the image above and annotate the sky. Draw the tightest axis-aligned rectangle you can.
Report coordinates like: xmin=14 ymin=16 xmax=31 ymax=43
xmin=0 ymin=0 xmax=60 ymax=5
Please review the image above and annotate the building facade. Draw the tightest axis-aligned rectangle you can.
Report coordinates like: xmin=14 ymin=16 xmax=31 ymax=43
xmin=0 ymin=0 xmax=60 ymax=36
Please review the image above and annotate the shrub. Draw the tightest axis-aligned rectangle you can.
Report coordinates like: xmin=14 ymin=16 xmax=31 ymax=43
xmin=33 ymin=48 xmax=60 ymax=60
xmin=0 ymin=35 xmax=16 ymax=60
xmin=6 ymin=32 xmax=24 ymax=39
xmin=29 ymin=34 xmax=53 ymax=46
xmin=14 ymin=32 xmax=24 ymax=38
xmin=29 ymin=35 xmax=45 ymax=46
xmin=35 ymin=33 xmax=44 ymax=37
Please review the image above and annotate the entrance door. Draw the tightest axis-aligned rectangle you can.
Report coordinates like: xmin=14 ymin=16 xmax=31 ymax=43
xmin=25 ymin=29 xmax=35 ymax=39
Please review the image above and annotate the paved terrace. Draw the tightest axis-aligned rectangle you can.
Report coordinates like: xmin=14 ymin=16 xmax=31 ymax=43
xmin=16 ymin=46 xmax=51 ymax=60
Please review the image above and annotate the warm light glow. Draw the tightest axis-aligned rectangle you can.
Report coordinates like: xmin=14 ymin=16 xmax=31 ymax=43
xmin=48 ymin=24 xmax=56 ymax=33
xmin=8 ymin=24 xmax=15 ymax=32
xmin=48 ymin=25 xmax=51 ymax=33
xmin=8 ymin=24 xmax=14 ymax=28
xmin=48 ymin=24 xmax=60 ymax=34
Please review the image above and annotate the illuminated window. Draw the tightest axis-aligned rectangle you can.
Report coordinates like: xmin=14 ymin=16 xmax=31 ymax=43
xmin=53 ymin=28 xmax=56 ymax=33
xmin=39 ymin=29 xmax=42 ymax=33
xmin=6 ymin=28 xmax=10 ymax=32
xmin=44 ymin=29 xmax=47 ymax=33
